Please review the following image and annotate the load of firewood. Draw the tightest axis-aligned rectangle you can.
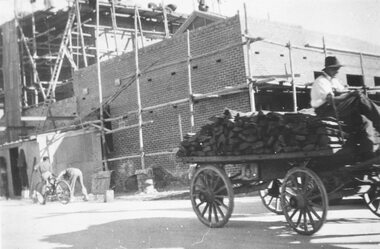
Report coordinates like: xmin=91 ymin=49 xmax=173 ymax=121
xmin=176 ymin=109 xmax=347 ymax=157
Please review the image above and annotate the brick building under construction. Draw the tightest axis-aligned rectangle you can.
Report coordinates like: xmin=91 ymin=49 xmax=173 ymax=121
xmin=0 ymin=0 xmax=379 ymax=198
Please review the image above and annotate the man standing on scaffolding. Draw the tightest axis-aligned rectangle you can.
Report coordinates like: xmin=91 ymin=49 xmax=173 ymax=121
xmin=311 ymin=56 xmax=380 ymax=160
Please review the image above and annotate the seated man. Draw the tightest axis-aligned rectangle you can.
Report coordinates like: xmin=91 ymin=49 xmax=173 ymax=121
xmin=34 ymin=156 xmax=53 ymax=189
xmin=58 ymin=167 xmax=89 ymax=201
xmin=311 ymin=56 xmax=380 ymax=160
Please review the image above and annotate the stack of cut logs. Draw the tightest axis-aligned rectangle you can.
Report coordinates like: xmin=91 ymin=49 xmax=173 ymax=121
xmin=177 ymin=109 xmax=347 ymax=157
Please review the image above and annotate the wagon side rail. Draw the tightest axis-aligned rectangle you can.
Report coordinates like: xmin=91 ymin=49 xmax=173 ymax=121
xmin=178 ymin=148 xmax=349 ymax=164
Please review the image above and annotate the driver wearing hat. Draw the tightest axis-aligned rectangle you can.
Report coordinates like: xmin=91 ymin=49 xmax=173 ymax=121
xmin=311 ymin=56 xmax=348 ymax=109
xmin=311 ymin=56 xmax=380 ymax=160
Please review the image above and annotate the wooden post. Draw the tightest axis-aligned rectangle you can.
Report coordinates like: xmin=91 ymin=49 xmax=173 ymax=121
xmin=162 ymin=0 xmax=169 ymax=38
xmin=30 ymin=4 xmax=41 ymax=102
xmin=96 ymin=0 xmax=109 ymax=171
xmin=110 ymin=0 xmax=119 ymax=54
xmin=244 ymin=3 xmax=256 ymax=112
xmin=322 ymin=36 xmax=327 ymax=58
xmin=46 ymin=24 xmax=54 ymax=77
xmin=19 ymin=41 xmax=28 ymax=107
xmin=178 ymin=113 xmax=183 ymax=141
xmin=75 ymin=20 xmax=80 ymax=65
xmin=135 ymin=7 xmax=145 ymax=47
xmin=359 ymin=53 xmax=367 ymax=95
xmin=68 ymin=26 xmax=73 ymax=64
xmin=31 ymin=5 xmax=37 ymax=60
xmin=305 ymin=44 xmax=380 ymax=58
xmin=34 ymin=88 xmax=38 ymax=105
xmin=287 ymin=41 xmax=297 ymax=113
xmin=134 ymin=6 xmax=145 ymax=169
xmin=15 ymin=19 xmax=46 ymax=101
xmin=186 ymin=30 xmax=195 ymax=132
xmin=75 ymin=0 xmax=88 ymax=66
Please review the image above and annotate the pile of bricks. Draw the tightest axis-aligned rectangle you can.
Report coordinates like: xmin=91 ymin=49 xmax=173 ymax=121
xmin=177 ymin=109 xmax=346 ymax=157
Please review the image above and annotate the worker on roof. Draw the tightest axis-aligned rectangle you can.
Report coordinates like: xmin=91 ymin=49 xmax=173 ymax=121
xmin=310 ymin=56 xmax=380 ymax=160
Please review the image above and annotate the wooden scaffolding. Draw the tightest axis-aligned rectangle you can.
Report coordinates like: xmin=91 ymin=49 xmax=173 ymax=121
xmin=10 ymin=2 xmax=380 ymax=171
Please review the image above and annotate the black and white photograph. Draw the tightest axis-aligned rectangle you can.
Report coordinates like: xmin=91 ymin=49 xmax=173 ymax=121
xmin=0 ymin=0 xmax=380 ymax=248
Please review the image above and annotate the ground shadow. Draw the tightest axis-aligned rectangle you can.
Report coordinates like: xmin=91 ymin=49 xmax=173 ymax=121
xmin=34 ymin=196 xmax=380 ymax=249
xmin=42 ymin=216 xmax=372 ymax=249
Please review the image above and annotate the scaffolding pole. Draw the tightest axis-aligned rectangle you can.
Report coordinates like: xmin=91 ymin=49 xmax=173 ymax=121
xmin=244 ymin=3 xmax=256 ymax=112
xmin=46 ymin=8 xmax=77 ymax=100
xmin=135 ymin=7 xmax=145 ymax=47
xmin=262 ymin=39 xmax=324 ymax=53
xmin=46 ymin=22 xmax=54 ymax=79
xmin=19 ymin=38 xmax=28 ymax=107
xmin=30 ymin=5 xmax=43 ymax=102
xmin=178 ymin=113 xmax=183 ymax=141
xmin=186 ymin=30 xmax=195 ymax=132
xmin=104 ymin=120 xmax=153 ymax=135
xmin=110 ymin=0 xmax=120 ymax=54
xmin=26 ymin=27 xmax=56 ymax=40
xmin=359 ymin=53 xmax=367 ymax=95
xmin=134 ymin=6 xmax=145 ymax=169
xmin=96 ymin=0 xmax=109 ymax=171
xmin=287 ymin=41 xmax=298 ymax=112
xmin=75 ymin=0 xmax=88 ymax=67
xmin=83 ymin=23 xmax=166 ymax=37
xmin=103 ymin=150 xmax=178 ymax=163
xmin=31 ymin=5 xmax=37 ymax=60
xmin=162 ymin=0 xmax=170 ymax=38
xmin=119 ymin=98 xmax=189 ymax=118
xmin=304 ymin=44 xmax=380 ymax=58
xmin=15 ymin=19 xmax=46 ymax=101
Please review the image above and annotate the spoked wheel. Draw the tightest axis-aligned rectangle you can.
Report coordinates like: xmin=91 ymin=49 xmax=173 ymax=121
xmin=259 ymin=179 xmax=283 ymax=214
xmin=280 ymin=167 xmax=328 ymax=235
xmin=363 ymin=175 xmax=380 ymax=217
xmin=56 ymin=180 xmax=71 ymax=204
xmin=35 ymin=182 xmax=47 ymax=205
xmin=190 ymin=165 xmax=234 ymax=228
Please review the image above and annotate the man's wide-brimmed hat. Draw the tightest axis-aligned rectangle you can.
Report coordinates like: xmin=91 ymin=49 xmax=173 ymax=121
xmin=324 ymin=56 xmax=343 ymax=70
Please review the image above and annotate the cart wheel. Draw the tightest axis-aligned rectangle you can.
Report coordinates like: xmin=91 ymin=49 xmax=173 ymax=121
xmin=35 ymin=182 xmax=47 ymax=205
xmin=190 ymin=165 xmax=234 ymax=228
xmin=259 ymin=179 xmax=283 ymax=214
xmin=280 ymin=167 xmax=328 ymax=235
xmin=56 ymin=180 xmax=71 ymax=204
xmin=363 ymin=175 xmax=380 ymax=217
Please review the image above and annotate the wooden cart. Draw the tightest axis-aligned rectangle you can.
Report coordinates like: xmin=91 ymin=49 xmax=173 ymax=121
xmin=179 ymin=148 xmax=380 ymax=235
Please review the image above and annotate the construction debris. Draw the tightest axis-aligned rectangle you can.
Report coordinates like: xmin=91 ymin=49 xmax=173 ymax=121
xmin=176 ymin=109 xmax=347 ymax=157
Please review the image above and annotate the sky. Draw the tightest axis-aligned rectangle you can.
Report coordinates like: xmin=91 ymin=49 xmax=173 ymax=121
xmin=174 ymin=0 xmax=380 ymax=46
xmin=0 ymin=0 xmax=379 ymax=46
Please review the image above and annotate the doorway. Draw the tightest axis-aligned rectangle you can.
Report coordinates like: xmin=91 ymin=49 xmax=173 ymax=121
xmin=0 ymin=157 xmax=9 ymax=198
xmin=10 ymin=147 xmax=21 ymax=196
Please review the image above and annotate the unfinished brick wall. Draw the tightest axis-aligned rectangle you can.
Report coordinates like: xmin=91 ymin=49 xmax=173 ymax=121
xmin=73 ymin=13 xmax=380 ymax=180
xmin=73 ymin=15 xmax=250 ymax=175
xmin=23 ymin=96 xmax=78 ymax=133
